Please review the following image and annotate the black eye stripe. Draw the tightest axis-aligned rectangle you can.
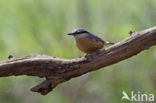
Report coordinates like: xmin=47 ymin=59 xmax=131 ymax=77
xmin=74 ymin=31 xmax=88 ymax=34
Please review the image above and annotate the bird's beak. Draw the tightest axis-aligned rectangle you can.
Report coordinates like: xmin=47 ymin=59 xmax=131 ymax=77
xmin=67 ymin=33 xmax=74 ymax=36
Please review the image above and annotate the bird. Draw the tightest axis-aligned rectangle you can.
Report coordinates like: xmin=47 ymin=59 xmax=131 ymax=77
xmin=68 ymin=28 xmax=114 ymax=54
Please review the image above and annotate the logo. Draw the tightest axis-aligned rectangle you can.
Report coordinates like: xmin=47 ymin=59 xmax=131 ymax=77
xmin=121 ymin=91 xmax=155 ymax=102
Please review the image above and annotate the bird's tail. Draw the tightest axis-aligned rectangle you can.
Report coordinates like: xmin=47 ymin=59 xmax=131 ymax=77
xmin=105 ymin=41 xmax=115 ymax=45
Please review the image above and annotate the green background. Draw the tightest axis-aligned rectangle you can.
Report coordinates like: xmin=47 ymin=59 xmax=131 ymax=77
xmin=0 ymin=0 xmax=156 ymax=103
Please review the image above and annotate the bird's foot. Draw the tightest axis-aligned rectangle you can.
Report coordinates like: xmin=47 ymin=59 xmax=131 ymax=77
xmin=95 ymin=50 xmax=102 ymax=54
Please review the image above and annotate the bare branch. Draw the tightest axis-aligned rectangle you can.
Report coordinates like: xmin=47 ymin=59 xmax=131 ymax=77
xmin=0 ymin=27 xmax=156 ymax=95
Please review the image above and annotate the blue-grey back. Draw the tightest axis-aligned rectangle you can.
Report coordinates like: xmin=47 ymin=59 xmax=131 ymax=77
xmin=87 ymin=33 xmax=104 ymax=43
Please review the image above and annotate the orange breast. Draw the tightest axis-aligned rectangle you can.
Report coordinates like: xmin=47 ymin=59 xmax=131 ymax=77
xmin=75 ymin=37 xmax=104 ymax=54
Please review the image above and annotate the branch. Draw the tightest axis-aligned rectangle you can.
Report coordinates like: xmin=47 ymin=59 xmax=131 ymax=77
xmin=0 ymin=27 xmax=156 ymax=95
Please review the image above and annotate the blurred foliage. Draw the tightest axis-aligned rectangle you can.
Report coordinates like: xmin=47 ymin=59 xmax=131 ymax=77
xmin=0 ymin=0 xmax=156 ymax=103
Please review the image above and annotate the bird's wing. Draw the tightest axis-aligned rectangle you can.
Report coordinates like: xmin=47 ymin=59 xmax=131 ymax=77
xmin=87 ymin=33 xmax=104 ymax=43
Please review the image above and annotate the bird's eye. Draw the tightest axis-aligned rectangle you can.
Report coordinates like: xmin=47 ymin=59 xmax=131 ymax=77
xmin=77 ymin=31 xmax=87 ymax=34
xmin=74 ymin=31 xmax=81 ymax=34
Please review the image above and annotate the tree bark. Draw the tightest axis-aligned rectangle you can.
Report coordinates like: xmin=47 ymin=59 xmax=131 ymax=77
xmin=0 ymin=27 xmax=156 ymax=95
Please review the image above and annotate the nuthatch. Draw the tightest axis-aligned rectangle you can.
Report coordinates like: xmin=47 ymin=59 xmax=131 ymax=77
xmin=68 ymin=28 xmax=114 ymax=54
